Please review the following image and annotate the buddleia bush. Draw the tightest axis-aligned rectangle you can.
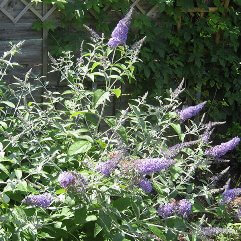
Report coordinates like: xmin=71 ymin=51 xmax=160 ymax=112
xmin=0 ymin=9 xmax=241 ymax=241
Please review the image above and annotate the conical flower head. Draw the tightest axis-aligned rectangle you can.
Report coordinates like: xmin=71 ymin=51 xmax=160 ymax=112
xmin=200 ymin=227 xmax=233 ymax=237
xmin=58 ymin=171 xmax=76 ymax=188
xmin=205 ymin=137 xmax=240 ymax=158
xmin=58 ymin=171 xmax=87 ymax=192
xmin=158 ymin=202 xmax=176 ymax=218
xmin=177 ymin=199 xmax=192 ymax=218
xmin=165 ymin=140 xmax=199 ymax=158
xmin=135 ymin=158 xmax=174 ymax=175
xmin=139 ymin=178 xmax=152 ymax=193
xmin=107 ymin=8 xmax=133 ymax=48
xmin=221 ymin=188 xmax=241 ymax=204
xmin=23 ymin=193 xmax=53 ymax=208
xmin=178 ymin=101 xmax=206 ymax=121
xmin=96 ymin=159 xmax=118 ymax=176
xmin=96 ymin=150 xmax=124 ymax=176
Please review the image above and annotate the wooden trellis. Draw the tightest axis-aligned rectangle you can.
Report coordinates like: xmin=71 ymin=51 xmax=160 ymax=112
xmin=177 ymin=0 xmax=230 ymax=44
xmin=0 ymin=0 xmax=56 ymax=23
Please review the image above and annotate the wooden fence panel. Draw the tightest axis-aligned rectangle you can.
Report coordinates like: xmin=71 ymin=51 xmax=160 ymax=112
xmin=0 ymin=0 xmax=56 ymax=101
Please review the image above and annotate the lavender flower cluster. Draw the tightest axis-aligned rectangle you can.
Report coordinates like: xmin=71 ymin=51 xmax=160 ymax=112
xmin=58 ymin=171 xmax=86 ymax=191
xmin=96 ymin=159 xmax=118 ymax=176
xmin=139 ymin=178 xmax=152 ymax=193
xmin=178 ymin=101 xmax=206 ymax=122
xmin=107 ymin=8 xmax=133 ymax=48
xmin=135 ymin=158 xmax=174 ymax=175
xmin=221 ymin=187 xmax=241 ymax=204
xmin=164 ymin=140 xmax=199 ymax=158
xmin=96 ymin=150 xmax=124 ymax=176
xmin=158 ymin=199 xmax=192 ymax=219
xmin=22 ymin=193 xmax=52 ymax=208
xmin=58 ymin=171 xmax=76 ymax=188
xmin=205 ymin=137 xmax=240 ymax=158
xmin=158 ymin=202 xmax=176 ymax=218
xmin=200 ymin=227 xmax=233 ymax=237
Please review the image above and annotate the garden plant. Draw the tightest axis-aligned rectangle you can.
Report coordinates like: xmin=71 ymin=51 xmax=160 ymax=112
xmin=0 ymin=8 xmax=241 ymax=241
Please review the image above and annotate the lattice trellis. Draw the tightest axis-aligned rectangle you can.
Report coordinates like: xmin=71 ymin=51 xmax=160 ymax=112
xmin=130 ymin=0 xmax=159 ymax=18
xmin=88 ymin=0 xmax=160 ymax=20
xmin=0 ymin=0 xmax=56 ymax=23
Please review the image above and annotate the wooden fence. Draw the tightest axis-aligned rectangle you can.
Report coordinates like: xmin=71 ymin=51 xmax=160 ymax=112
xmin=0 ymin=0 xmax=56 ymax=101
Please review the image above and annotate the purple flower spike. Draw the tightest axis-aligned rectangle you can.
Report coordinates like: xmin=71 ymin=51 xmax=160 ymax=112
xmin=177 ymin=199 xmax=192 ymax=218
xmin=178 ymin=101 xmax=206 ymax=121
xmin=136 ymin=158 xmax=174 ymax=175
xmin=158 ymin=203 xmax=176 ymax=218
xmin=107 ymin=8 xmax=133 ymax=48
xmin=23 ymin=193 xmax=52 ymax=208
xmin=139 ymin=179 xmax=152 ymax=193
xmin=200 ymin=227 xmax=233 ymax=237
xmin=96 ymin=160 xmax=117 ymax=176
xmin=96 ymin=151 xmax=125 ymax=176
xmin=58 ymin=171 xmax=76 ymax=188
xmin=221 ymin=188 xmax=241 ymax=204
xmin=165 ymin=140 xmax=199 ymax=158
xmin=205 ymin=137 xmax=240 ymax=158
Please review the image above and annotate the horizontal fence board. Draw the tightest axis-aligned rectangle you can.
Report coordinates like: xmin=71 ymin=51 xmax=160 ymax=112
xmin=0 ymin=39 xmax=42 ymax=64
xmin=0 ymin=10 xmax=40 ymax=21
xmin=0 ymin=22 xmax=33 ymax=29
xmin=0 ymin=21 xmax=42 ymax=40
xmin=0 ymin=30 xmax=41 ymax=40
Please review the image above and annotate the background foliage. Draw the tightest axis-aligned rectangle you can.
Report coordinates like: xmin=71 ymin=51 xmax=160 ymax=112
xmin=35 ymin=0 xmax=241 ymax=121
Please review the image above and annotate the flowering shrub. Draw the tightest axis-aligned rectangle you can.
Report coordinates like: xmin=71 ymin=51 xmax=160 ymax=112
xmin=0 ymin=11 xmax=241 ymax=241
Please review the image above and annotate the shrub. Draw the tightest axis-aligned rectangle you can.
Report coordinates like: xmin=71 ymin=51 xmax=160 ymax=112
xmin=0 ymin=13 xmax=241 ymax=241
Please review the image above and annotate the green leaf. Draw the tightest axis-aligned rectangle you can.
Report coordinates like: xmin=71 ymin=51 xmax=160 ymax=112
xmin=16 ymin=180 xmax=28 ymax=192
xmin=15 ymin=169 xmax=22 ymax=179
xmin=113 ymin=233 xmax=125 ymax=241
xmin=96 ymin=139 xmax=107 ymax=149
xmin=170 ymin=123 xmax=181 ymax=135
xmin=91 ymin=62 xmax=101 ymax=72
xmin=56 ymin=189 xmax=66 ymax=194
xmin=86 ymin=215 xmax=97 ymax=222
xmin=1 ymin=193 xmax=10 ymax=203
xmin=148 ymin=226 xmax=166 ymax=240
xmin=74 ymin=207 xmax=87 ymax=225
xmin=0 ymin=121 xmax=7 ymax=129
xmin=85 ymin=112 xmax=99 ymax=126
xmin=99 ymin=210 xmax=112 ymax=232
xmin=0 ymin=101 xmax=15 ymax=108
xmin=112 ymin=88 xmax=121 ymax=98
xmin=79 ymin=135 xmax=93 ymax=143
xmin=93 ymin=89 xmax=110 ymax=108
xmin=176 ymin=0 xmax=194 ymax=9
xmin=0 ymin=163 xmax=9 ymax=175
xmin=113 ymin=197 xmax=131 ymax=211
xmin=68 ymin=140 xmax=92 ymax=156
xmin=193 ymin=201 xmax=205 ymax=212
xmin=131 ymin=202 xmax=140 ymax=219
xmin=70 ymin=111 xmax=88 ymax=118
xmin=94 ymin=223 xmax=103 ymax=237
